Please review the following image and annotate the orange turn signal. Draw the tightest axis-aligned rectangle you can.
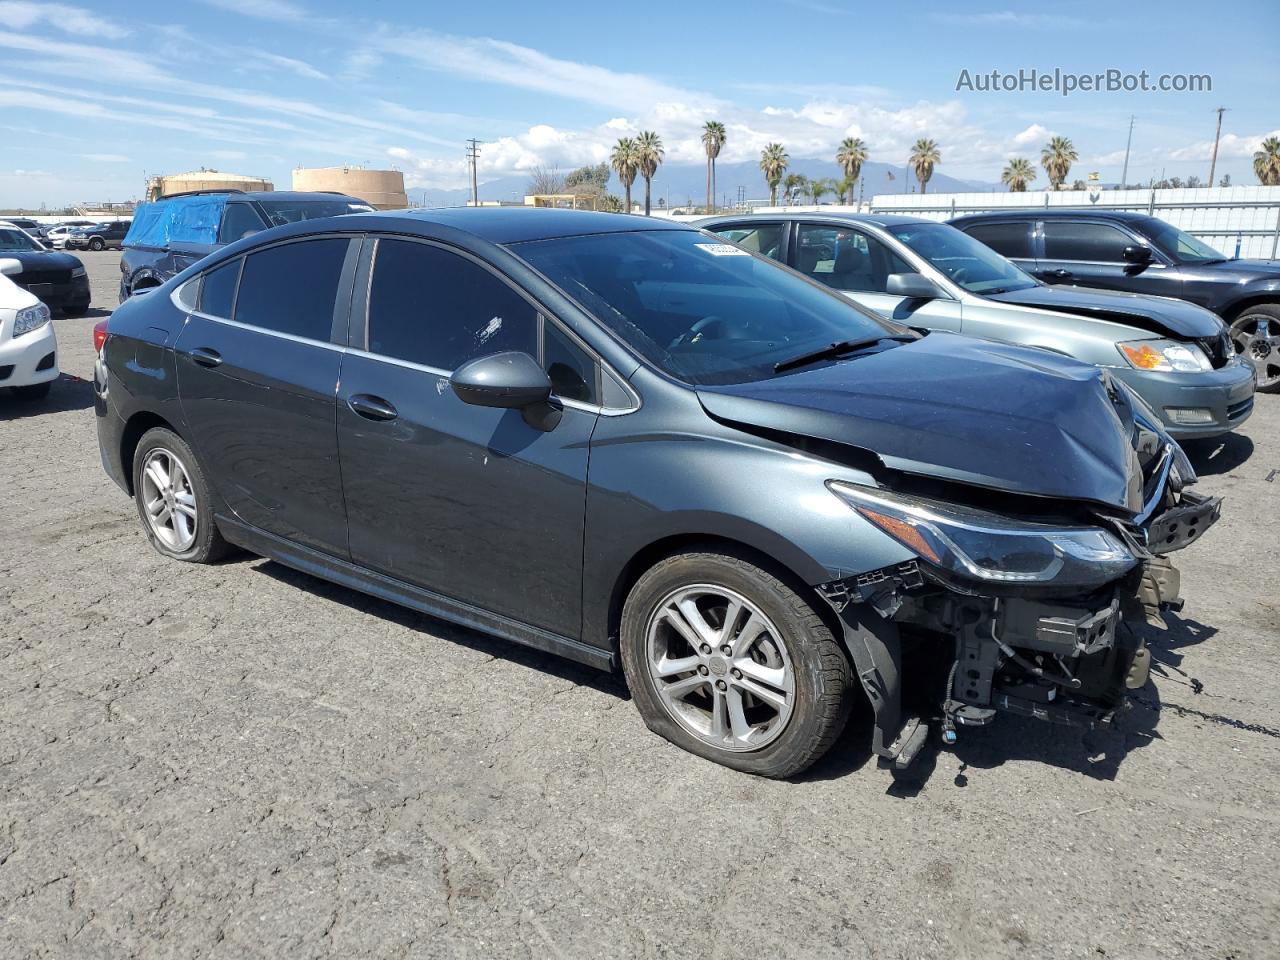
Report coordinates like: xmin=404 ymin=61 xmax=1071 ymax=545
xmin=1119 ymin=342 xmax=1164 ymax=370
xmin=855 ymin=506 xmax=942 ymax=564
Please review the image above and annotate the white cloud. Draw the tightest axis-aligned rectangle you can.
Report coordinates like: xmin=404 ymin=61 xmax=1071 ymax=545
xmin=0 ymin=30 xmax=168 ymax=85
xmin=0 ymin=2 xmax=129 ymax=39
xmin=1170 ymin=129 xmax=1280 ymax=162
xmin=246 ymin=49 xmax=327 ymax=81
xmin=199 ymin=0 xmax=310 ymax=22
xmin=1012 ymin=124 xmax=1051 ymax=147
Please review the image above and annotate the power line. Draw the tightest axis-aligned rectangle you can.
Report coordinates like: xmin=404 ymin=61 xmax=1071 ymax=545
xmin=465 ymin=139 xmax=482 ymax=206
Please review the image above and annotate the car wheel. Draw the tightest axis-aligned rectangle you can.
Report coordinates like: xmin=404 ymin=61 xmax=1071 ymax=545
xmin=620 ymin=550 xmax=852 ymax=778
xmin=11 ymin=382 xmax=51 ymax=401
xmin=1229 ymin=303 xmax=1280 ymax=392
xmin=89 ymin=237 xmax=104 ymax=251
xmin=132 ymin=427 xmax=231 ymax=564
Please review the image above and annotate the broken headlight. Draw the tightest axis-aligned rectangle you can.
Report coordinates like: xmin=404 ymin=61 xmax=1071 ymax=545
xmin=1117 ymin=339 xmax=1211 ymax=373
xmin=828 ymin=481 xmax=1138 ymax=587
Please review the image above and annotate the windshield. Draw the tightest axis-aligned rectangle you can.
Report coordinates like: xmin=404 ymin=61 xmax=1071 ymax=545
xmin=512 ymin=229 xmax=908 ymax=385
xmin=888 ymin=221 xmax=1038 ymax=295
xmin=1140 ymin=218 xmax=1225 ymax=264
xmin=0 ymin=228 xmax=42 ymax=252
xmin=256 ymin=198 xmax=375 ymax=226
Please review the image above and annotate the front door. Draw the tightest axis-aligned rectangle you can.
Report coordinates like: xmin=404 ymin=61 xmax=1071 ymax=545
xmin=1037 ymin=219 xmax=1180 ymax=297
xmin=336 ymin=237 xmax=599 ymax=639
xmin=174 ymin=236 xmax=356 ymax=556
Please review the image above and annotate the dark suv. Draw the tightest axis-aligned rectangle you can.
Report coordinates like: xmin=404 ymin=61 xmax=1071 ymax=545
xmin=950 ymin=210 xmax=1280 ymax=390
xmin=64 ymin=220 xmax=130 ymax=251
xmin=119 ymin=190 xmax=374 ymax=300
xmin=94 ymin=209 xmax=1217 ymax=778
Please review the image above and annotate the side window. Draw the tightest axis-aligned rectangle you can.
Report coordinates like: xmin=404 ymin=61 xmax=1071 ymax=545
xmin=796 ymin=224 xmax=913 ymax=293
xmin=963 ymin=221 xmax=1033 ymax=259
xmin=218 ymin=203 xmax=267 ymax=244
xmin=366 ymin=238 xmax=537 ymax=369
xmin=198 ymin=257 xmax=241 ymax=318
xmin=711 ymin=223 xmax=784 ymax=262
xmin=1042 ymin=221 xmax=1133 ymax=262
xmin=543 ymin=321 xmax=597 ymax=403
xmin=234 ymin=238 xmax=349 ymax=340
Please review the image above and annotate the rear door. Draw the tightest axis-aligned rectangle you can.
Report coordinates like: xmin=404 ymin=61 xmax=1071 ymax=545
xmin=956 ymin=220 xmax=1037 ymax=274
xmin=335 ymin=236 xmax=600 ymax=639
xmin=1037 ymin=218 xmax=1180 ymax=296
xmin=173 ymin=235 xmax=358 ymax=557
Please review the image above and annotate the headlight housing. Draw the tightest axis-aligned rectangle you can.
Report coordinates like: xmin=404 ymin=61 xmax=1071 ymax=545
xmin=1117 ymin=339 xmax=1211 ymax=373
xmin=12 ymin=303 xmax=51 ymax=337
xmin=71 ymin=266 xmax=86 ymax=278
xmin=828 ymin=481 xmax=1138 ymax=588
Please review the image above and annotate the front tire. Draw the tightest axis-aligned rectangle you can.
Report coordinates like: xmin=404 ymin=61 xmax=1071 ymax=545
xmin=131 ymin=427 xmax=231 ymax=564
xmin=89 ymin=237 xmax=104 ymax=251
xmin=1229 ymin=303 xmax=1280 ymax=392
xmin=620 ymin=550 xmax=852 ymax=778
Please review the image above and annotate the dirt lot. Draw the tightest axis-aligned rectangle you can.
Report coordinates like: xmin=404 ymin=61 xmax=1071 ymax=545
xmin=2 ymin=249 xmax=1278 ymax=959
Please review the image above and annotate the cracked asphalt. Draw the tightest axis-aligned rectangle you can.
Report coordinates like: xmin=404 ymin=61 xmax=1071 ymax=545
xmin=2 ymin=250 xmax=1278 ymax=959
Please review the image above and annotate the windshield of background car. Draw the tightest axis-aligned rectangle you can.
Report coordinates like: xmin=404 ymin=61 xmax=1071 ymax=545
xmin=511 ymin=229 xmax=908 ymax=385
xmin=1140 ymin=218 xmax=1225 ymax=264
xmin=255 ymin=199 xmax=375 ymax=226
xmin=888 ymin=221 xmax=1038 ymax=295
xmin=0 ymin=228 xmax=42 ymax=251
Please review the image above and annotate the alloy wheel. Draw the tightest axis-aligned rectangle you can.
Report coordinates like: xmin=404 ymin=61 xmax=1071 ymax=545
xmin=645 ymin=584 xmax=796 ymax=752
xmin=140 ymin=448 xmax=198 ymax=552
xmin=1230 ymin=314 xmax=1280 ymax=388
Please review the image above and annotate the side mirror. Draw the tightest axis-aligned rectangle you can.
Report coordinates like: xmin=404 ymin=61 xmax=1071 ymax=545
xmin=450 ymin=351 xmax=551 ymax=409
xmin=1122 ymin=244 xmax=1153 ymax=264
xmin=886 ymin=273 xmax=942 ymax=300
xmin=0 ymin=258 xmax=22 ymax=277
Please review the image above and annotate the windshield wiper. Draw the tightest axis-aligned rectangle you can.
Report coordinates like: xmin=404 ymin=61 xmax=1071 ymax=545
xmin=773 ymin=335 xmax=911 ymax=373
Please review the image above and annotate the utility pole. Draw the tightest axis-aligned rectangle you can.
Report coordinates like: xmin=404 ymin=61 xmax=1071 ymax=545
xmin=465 ymin=139 xmax=482 ymax=206
xmin=1120 ymin=115 xmax=1135 ymax=188
xmin=1208 ymin=107 xmax=1227 ymax=188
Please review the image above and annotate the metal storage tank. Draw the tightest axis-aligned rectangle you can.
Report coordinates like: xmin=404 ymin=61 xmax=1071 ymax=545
xmin=146 ymin=169 xmax=273 ymax=201
xmin=292 ymin=166 xmax=408 ymax=209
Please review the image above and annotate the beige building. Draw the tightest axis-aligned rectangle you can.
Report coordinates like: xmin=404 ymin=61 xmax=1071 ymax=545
xmin=146 ymin=169 xmax=273 ymax=201
xmin=291 ymin=167 xmax=408 ymax=210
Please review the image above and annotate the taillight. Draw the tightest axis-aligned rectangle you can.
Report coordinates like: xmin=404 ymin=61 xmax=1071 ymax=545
xmin=93 ymin=319 xmax=109 ymax=354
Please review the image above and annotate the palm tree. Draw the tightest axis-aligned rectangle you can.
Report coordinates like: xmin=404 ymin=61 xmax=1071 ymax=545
xmin=838 ymin=175 xmax=858 ymax=205
xmin=610 ymin=138 xmax=638 ymax=213
xmin=1254 ymin=136 xmax=1280 ymax=186
xmin=836 ymin=137 xmax=868 ymax=195
xmin=909 ymin=138 xmax=941 ymax=194
xmin=783 ymin=173 xmax=809 ymax=205
xmin=634 ymin=131 xmax=664 ymax=216
xmin=810 ymin=177 xmax=836 ymax=204
xmin=760 ymin=142 xmax=788 ymax=205
xmin=1041 ymin=136 xmax=1078 ymax=190
xmin=701 ymin=120 xmax=726 ymax=213
xmin=1001 ymin=157 xmax=1037 ymax=192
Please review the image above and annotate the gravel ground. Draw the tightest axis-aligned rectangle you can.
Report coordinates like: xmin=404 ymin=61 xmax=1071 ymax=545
xmin=2 ymin=250 xmax=1278 ymax=960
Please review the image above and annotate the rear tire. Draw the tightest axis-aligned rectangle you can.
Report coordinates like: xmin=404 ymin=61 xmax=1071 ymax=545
xmin=620 ymin=550 xmax=852 ymax=778
xmin=1229 ymin=303 xmax=1280 ymax=393
xmin=89 ymin=237 xmax=104 ymax=251
xmin=131 ymin=427 xmax=231 ymax=564
xmin=12 ymin=382 xmax=51 ymax=401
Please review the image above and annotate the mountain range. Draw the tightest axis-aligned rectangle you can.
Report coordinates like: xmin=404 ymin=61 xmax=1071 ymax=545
xmin=413 ymin=158 xmax=998 ymax=208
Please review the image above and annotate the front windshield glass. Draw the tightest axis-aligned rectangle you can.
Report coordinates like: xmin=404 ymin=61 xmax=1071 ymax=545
xmin=1140 ymin=218 xmax=1224 ymax=263
xmin=888 ymin=221 xmax=1038 ymax=295
xmin=0 ymin=228 xmax=42 ymax=252
xmin=256 ymin=198 xmax=375 ymax=226
xmin=512 ymin=229 xmax=908 ymax=385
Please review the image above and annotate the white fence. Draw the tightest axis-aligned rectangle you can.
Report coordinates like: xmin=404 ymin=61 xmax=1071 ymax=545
xmin=868 ymin=185 xmax=1280 ymax=260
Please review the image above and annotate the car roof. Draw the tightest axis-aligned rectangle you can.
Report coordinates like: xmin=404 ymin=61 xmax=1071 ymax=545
xmin=951 ymin=209 xmax=1155 ymax=224
xmin=703 ymin=211 xmax=937 ymax=229
xmin=336 ymin=207 xmax=692 ymax=244
xmin=236 ymin=190 xmax=365 ymax=203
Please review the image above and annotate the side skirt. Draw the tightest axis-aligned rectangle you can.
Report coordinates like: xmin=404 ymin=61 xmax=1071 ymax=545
xmin=216 ymin=514 xmax=615 ymax=672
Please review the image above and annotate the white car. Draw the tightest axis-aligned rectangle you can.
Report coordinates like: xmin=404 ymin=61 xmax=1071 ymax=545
xmin=1 ymin=258 xmax=59 ymax=400
xmin=43 ymin=222 xmax=93 ymax=250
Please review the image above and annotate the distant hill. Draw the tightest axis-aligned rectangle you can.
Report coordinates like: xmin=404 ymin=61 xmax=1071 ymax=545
xmin=411 ymin=159 xmax=997 ymax=208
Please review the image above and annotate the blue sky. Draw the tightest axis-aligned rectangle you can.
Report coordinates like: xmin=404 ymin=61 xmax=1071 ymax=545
xmin=1 ymin=0 xmax=1277 ymax=207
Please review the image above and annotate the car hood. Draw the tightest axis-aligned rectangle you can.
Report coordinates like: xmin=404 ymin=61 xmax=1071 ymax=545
xmin=0 ymin=250 xmax=82 ymax=272
xmin=984 ymin=284 xmax=1222 ymax=338
xmin=697 ymin=333 xmax=1146 ymax=514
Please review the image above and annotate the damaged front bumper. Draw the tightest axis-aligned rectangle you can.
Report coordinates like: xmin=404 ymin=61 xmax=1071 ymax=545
xmin=817 ymin=481 xmax=1220 ymax=773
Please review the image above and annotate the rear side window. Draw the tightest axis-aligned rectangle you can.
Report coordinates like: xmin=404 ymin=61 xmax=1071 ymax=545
xmin=218 ymin=203 xmax=267 ymax=244
xmin=366 ymin=239 xmax=537 ymax=370
xmin=711 ymin=223 xmax=784 ymax=261
xmin=1042 ymin=221 xmax=1132 ymax=262
xmin=198 ymin=258 xmax=241 ymax=318
xmin=963 ymin=221 xmax=1033 ymax=259
xmin=234 ymin=238 xmax=349 ymax=341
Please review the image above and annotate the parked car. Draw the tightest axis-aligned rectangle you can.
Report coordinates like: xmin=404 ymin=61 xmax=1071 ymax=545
xmin=95 ymin=209 xmax=1218 ymax=778
xmin=949 ymin=210 xmax=1280 ymax=391
xmin=64 ymin=220 xmax=130 ymax=251
xmin=45 ymin=220 xmax=96 ymax=249
xmin=700 ymin=214 xmax=1255 ymax=440
xmin=119 ymin=190 xmax=374 ymax=300
xmin=0 ymin=225 xmax=91 ymax=316
xmin=0 ymin=217 xmax=49 ymax=240
xmin=1 ymin=258 xmax=59 ymax=399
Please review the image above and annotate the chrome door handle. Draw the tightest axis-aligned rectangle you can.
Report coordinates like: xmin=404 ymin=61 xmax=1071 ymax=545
xmin=189 ymin=347 xmax=222 ymax=367
xmin=348 ymin=394 xmax=398 ymax=421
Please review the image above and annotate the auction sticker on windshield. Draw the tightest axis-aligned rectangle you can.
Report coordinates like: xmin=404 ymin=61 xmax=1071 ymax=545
xmin=695 ymin=243 xmax=750 ymax=256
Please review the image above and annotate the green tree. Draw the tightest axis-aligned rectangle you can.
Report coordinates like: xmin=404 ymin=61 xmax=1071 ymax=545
xmin=1040 ymin=136 xmax=1078 ymax=190
xmin=610 ymin=138 xmax=638 ymax=213
xmin=910 ymin=138 xmax=941 ymax=194
xmin=1254 ymin=137 xmax=1280 ymax=185
xmin=838 ymin=175 xmax=858 ymax=205
xmin=701 ymin=120 xmax=727 ymax=213
xmin=759 ymin=142 xmax=788 ymax=205
xmin=783 ymin=173 xmax=809 ymax=204
xmin=565 ymin=163 xmax=610 ymax=191
xmin=810 ymin=177 xmax=837 ymax=204
xmin=635 ymin=131 xmax=664 ymax=216
xmin=836 ymin=137 xmax=868 ymax=188
xmin=1000 ymin=157 xmax=1037 ymax=192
